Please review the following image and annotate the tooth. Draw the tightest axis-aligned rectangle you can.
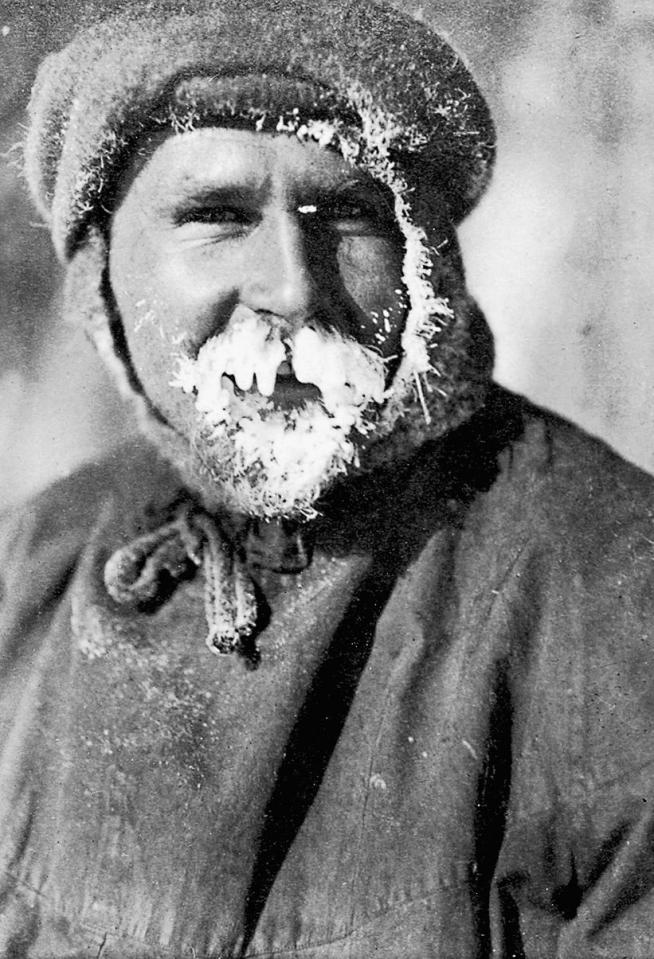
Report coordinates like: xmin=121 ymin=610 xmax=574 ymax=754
xmin=255 ymin=362 xmax=277 ymax=397
xmin=291 ymin=328 xmax=321 ymax=383
xmin=233 ymin=361 xmax=254 ymax=391
xmin=292 ymin=361 xmax=311 ymax=384
xmin=220 ymin=374 xmax=235 ymax=396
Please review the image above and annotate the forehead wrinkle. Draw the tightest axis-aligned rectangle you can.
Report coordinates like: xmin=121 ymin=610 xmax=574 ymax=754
xmin=157 ymin=130 xmax=343 ymax=184
xmin=148 ymin=150 xmax=272 ymax=201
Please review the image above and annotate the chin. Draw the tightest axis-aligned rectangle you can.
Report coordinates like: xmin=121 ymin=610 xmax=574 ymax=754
xmin=187 ymin=397 xmax=370 ymax=521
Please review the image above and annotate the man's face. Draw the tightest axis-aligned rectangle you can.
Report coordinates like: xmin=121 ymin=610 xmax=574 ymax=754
xmin=109 ymin=127 xmax=408 ymax=517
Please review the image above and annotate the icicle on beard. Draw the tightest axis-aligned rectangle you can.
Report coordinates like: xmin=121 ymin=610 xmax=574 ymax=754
xmin=171 ymin=312 xmax=388 ymax=520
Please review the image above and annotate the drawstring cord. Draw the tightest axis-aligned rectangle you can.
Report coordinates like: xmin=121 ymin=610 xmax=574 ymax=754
xmin=103 ymin=502 xmax=259 ymax=659
xmin=192 ymin=511 xmax=258 ymax=655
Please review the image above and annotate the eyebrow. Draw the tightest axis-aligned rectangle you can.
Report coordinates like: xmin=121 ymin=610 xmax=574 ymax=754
xmin=179 ymin=185 xmax=260 ymax=203
xmin=161 ymin=183 xmax=266 ymax=218
xmin=324 ymin=177 xmax=398 ymax=218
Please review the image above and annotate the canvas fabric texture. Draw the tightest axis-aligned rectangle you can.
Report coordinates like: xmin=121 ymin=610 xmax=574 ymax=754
xmin=1 ymin=388 xmax=654 ymax=958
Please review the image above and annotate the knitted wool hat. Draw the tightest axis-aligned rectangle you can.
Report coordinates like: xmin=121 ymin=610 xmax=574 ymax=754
xmin=24 ymin=0 xmax=495 ymax=262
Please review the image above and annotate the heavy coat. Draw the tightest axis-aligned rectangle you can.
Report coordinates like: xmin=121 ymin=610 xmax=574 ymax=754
xmin=1 ymin=387 xmax=654 ymax=958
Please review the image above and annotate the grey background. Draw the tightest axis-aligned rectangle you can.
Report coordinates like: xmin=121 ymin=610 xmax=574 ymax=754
xmin=1 ymin=0 xmax=653 ymax=506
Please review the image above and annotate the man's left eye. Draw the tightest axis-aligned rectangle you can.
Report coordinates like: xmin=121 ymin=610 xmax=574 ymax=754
xmin=317 ymin=197 xmax=391 ymax=234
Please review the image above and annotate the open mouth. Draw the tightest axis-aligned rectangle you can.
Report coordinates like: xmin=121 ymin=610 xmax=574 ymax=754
xmin=272 ymin=359 xmax=322 ymax=408
xmin=225 ymin=361 xmax=322 ymax=409
xmin=272 ymin=375 xmax=322 ymax=409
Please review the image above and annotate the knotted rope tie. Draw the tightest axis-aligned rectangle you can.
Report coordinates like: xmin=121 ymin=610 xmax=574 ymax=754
xmin=103 ymin=503 xmax=258 ymax=657
xmin=192 ymin=512 xmax=258 ymax=655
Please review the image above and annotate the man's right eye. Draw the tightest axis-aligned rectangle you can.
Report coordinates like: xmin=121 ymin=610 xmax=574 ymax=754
xmin=174 ymin=206 xmax=254 ymax=229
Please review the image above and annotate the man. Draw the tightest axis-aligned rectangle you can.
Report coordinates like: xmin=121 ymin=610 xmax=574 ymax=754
xmin=1 ymin=1 xmax=654 ymax=956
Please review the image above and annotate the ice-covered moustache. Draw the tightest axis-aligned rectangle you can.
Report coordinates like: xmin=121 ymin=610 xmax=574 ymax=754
xmin=171 ymin=309 xmax=387 ymax=426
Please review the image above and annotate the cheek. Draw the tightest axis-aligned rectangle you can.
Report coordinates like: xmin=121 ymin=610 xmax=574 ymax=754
xmin=108 ymin=240 xmax=196 ymax=429
xmin=109 ymin=222 xmax=240 ymax=425
xmin=111 ymin=238 xmax=227 ymax=348
xmin=108 ymin=238 xmax=176 ymax=414
xmin=337 ymin=237 xmax=407 ymax=358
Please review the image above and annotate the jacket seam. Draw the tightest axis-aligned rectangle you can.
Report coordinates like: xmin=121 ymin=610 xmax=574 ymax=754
xmin=244 ymin=881 xmax=472 ymax=957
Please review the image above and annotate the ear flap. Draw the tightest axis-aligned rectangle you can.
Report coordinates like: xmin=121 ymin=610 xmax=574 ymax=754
xmin=64 ymin=227 xmax=144 ymax=403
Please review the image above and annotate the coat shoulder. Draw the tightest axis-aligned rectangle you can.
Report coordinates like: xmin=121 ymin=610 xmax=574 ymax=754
xmin=0 ymin=440 xmax=177 ymax=647
xmin=452 ymin=389 xmax=654 ymax=689
xmin=479 ymin=388 xmax=654 ymax=561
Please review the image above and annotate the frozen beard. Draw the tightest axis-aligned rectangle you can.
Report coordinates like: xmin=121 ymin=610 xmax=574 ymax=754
xmin=171 ymin=310 xmax=387 ymax=519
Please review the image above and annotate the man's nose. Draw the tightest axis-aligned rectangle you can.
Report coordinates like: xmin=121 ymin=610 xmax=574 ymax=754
xmin=241 ymin=211 xmax=326 ymax=329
